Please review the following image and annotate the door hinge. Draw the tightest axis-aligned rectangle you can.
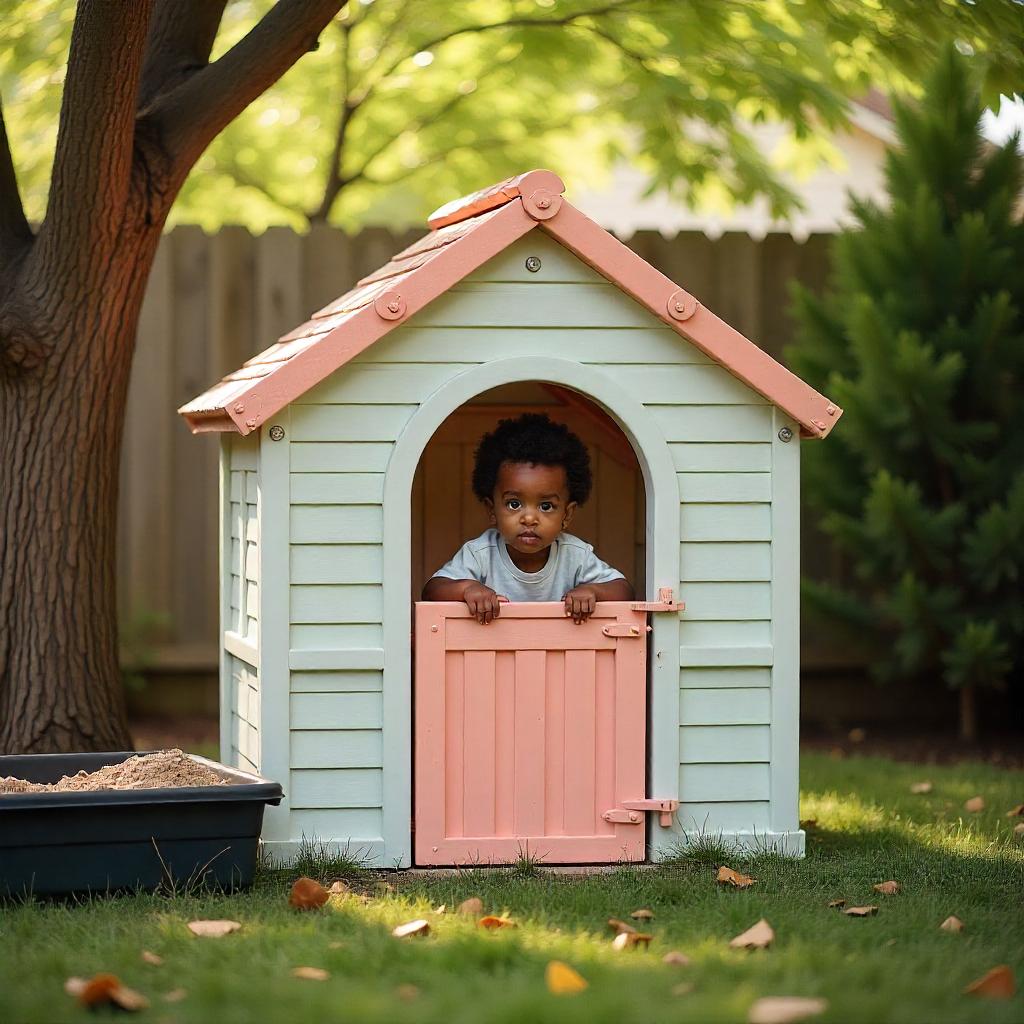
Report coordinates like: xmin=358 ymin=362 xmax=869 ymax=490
xmin=603 ymin=798 xmax=680 ymax=827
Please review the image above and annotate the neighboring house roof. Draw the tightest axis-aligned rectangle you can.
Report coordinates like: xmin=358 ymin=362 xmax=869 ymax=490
xmin=179 ymin=169 xmax=842 ymax=439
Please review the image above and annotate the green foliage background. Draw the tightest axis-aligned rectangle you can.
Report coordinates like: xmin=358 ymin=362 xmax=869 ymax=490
xmin=787 ymin=47 xmax=1024 ymax=703
xmin=3 ymin=0 xmax=1023 ymax=231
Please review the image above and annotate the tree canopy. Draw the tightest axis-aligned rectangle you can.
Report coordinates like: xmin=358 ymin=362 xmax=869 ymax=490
xmin=5 ymin=0 xmax=1023 ymax=232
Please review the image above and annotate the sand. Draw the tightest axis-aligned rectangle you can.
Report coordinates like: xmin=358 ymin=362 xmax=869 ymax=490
xmin=0 ymin=749 xmax=227 ymax=794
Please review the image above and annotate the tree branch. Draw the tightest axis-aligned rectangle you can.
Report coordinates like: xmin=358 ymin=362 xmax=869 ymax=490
xmin=351 ymin=0 xmax=645 ymax=108
xmin=34 ymin=1 xmax=154 ymax=280
xmin=312 ymin=19 xmax=354 ymax=222
xmin=150 ymin=0 xmax=345 ymax=177
xmin=0 ymin=94 xmax=32 ymax=263
xmin=138 ymin=0 xmax=229 ymax=111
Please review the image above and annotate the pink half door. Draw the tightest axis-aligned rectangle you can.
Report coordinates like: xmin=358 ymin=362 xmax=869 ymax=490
xmin=414 ymin=601 xmax=648 ymax=865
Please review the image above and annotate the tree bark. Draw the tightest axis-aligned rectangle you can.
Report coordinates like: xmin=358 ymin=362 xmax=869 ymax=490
xmin=958 ymin=683 xmax=977 ymax=744
xmin=0 ymin=218 xmax=165 ymax=753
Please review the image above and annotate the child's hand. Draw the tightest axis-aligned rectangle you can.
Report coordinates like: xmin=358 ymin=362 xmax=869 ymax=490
xmin=464 ymin=583 xmax=502 ymax=624
xmin=563 ymin=585 xmax=598 ymax=624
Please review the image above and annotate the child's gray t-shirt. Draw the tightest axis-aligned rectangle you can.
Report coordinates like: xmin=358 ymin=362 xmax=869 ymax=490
xmin=431 ymin=528 xmax=624 ymax=602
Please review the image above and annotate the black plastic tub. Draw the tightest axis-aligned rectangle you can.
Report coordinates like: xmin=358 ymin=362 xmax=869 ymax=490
xmin=0 ymin=751 xmax=283 ymax=899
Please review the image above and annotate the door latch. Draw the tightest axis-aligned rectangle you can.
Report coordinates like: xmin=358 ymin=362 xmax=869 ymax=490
xmin=601 ymin=623 xmax=647 ymax=637
xmin=602 ymin=799 xmax=680 ymax=827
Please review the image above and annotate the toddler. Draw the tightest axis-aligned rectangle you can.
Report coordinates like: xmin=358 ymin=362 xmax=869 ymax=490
xmin=422 ymin=413 xmax=633 ymax=623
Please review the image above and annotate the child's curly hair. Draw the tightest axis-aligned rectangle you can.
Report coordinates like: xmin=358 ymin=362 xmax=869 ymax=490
xmin=472 ymin=412 xmax=593 ymax=505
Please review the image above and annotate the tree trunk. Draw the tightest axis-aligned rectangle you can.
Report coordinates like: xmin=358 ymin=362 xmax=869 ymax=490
xmin=958 ymin=684 xmax=977 ymax=744
xmin=0 ymin=228 xmax=163 ymax=754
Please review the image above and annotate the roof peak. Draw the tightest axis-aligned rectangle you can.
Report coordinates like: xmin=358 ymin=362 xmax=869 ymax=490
xmin=427 ymin=169 xmax=565 ymax=230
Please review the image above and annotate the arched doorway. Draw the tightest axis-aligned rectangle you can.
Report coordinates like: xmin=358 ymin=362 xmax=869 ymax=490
xmin=379 ymin=356 xmax=680 ymax=867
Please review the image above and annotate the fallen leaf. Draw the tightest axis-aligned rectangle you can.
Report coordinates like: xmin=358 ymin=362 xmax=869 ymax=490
xmin=729 ymin=919 xmax=774 ymax=949
xmin=827 ymin=899 xmax=846 ymax=909
xmin=842 ymin=905 xmax=879 ymax=917
xmin=396 ymin=984 xmax=420 ymax=1001
xmin=289 ymin=876 xmax=330 ymax=910
xmin=187 ymin=920 xmax=241 ymax=938
xmin=163 ymin=989 xmax=188 ymax=1003
xmin=71 ymin=974 xmax=149 ymax=1012
xmin=608 ymin=918 xmax=638 ymax=935
xmin=546 ymin=960 xmax=588 ymax=995
xmin=612 ymin=931 xmax=652 ymax=950
xmin=392 ymin=919 xmax=430 ymax=938
xmin=457 ymin=897 xmax=484 ymax=916
xmin=328 ymin=880 xmax=350 ymax=895
xmin=434 ymin=904 xmax=446 ymax=914
xmin=292 ymin=966 xmax=329 ymax=982
xmin=910 ymin=781 xmax=933 ymax=795
xmin=1014 ymin=822 xmax=1024 ymax=836
xmin=662 ymin=951 xmax=691 ymax=966
xmin=940 ymin=915 xmax=964 ymax=933
xmin=478 ymin=915 xmax=517 ymax=929
xmin=963 ymin=965 xmax=1015 ymax=999
xmin=1005 ymin=804 xmax=1024 ymax=817
xmin=964 ymin=796 xmax=985 ymax=813
xmin=848 ymin=727 xmax=866 ymax=743
xmin=872 ymin=880 xmax=900 ymax=896
xmin=630 ymin=908 xmax=655 ymax=920
xmin=717 ymin=866 xmax=757 ymax=888
xmin=140 ymin=950 xmax=163 ymax=966
xmin=672 ymin=982 xmax=695 ymax=996
xmin=748 ymin=996 xmax=829 ymax=1024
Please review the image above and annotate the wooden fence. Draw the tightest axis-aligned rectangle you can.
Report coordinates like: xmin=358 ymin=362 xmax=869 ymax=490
xmin=117 ymin=225 xmax=839 ymax=674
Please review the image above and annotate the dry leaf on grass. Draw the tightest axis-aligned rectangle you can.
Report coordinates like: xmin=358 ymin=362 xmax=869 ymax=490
xmin=662 ymin=951 xmax=691 ymax=967
xmin=717 ymin=866 xmax=757 ymax=888
xmin=546 ymin=960 xmax=588 ymax=995
xmin=478 ymin=915 xmax=517 ymax=930
xmin=292 ymin=966 xmax=329 ymax=982
xmin=140 ymin=950 xmax=163 ymax=966
xmin=872 ymin=880 xmax=900 ymax=896
xmin=397 ymin=984 xmax=420 ymax=1002
xmin=457 ymin=897 xmax=484 ymax=916
xmin=612 ymin=931 xmax=652 ymax=951
xmin=964 ymin=796 xmax=986 ymax=813
xmin=608 ymin=918 xmax=638 ymax=935
xmin=910 ymin=781 xmax=933 ymax=795
xmin=1005 ymin=804 xmax=1024 ymax=817
xmin=940 ymin=916 xmax=964 ymax=933
xmin=729 ymin=919 xmax=774 ymax=949
xmin=163 ymin=989 xmax=188 ymax=1004
xmin=392 ymin=919 xmax=430 ymax=938
xmin=630 ymin=908 xmax=655 ymax=920
xmin=66 ymin=974 xmax=149 ymax=1011
xmin=328 ymin=880 xmax=350 ymax=895
xmin=827 ymin=899 xmax=846 ymax=909
xmin=434 ymin=904 xmax=446 ymax=914
xmin=289 ymin=876 xmax=330 ymax=910
xmin=747 ymin=996 xmax=828 ymax=1024
xmin=842 ymin=906 xmax=879 ymax=917
xmin=187 ymin=919 xmax=241 ymax=938
xmin=672 ymin=982 xmax=695 ymax=996
xmin=1014 ymin=822 xmax=1024 ymax=837
xmin=963 ymin=965 xmax=1015 ymax=999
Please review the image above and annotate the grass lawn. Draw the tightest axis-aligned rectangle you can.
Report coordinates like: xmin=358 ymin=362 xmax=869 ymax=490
xmin=2 ymin=751 xmax=1022 ymax=1023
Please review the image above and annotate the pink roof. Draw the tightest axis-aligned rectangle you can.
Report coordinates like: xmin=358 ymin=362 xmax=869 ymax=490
xmin=179 ymin=169 xmax=841 ymax=438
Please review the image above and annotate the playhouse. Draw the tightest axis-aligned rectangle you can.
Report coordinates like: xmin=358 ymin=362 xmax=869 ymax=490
xmin=180 ymin=169 xmax=841 ymax=866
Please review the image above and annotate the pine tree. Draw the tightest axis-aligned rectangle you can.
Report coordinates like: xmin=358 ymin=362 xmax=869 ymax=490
xmin=787 ymin=48 xmax=1024 ymax=741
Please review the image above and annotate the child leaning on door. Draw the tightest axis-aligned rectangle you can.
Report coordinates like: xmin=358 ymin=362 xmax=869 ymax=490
xmin=421 ymin=413 xmax=633 ymax=624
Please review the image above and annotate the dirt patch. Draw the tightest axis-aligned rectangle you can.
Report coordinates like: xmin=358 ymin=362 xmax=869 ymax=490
xmin=0 ymin=749 xmax=226 ymax=794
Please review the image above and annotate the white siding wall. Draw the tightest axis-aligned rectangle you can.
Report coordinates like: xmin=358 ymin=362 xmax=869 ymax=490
xmin=283 ymin=232 xmax=784 ymax=849
xmin=222 ymin=434 xmax=260 ymax=771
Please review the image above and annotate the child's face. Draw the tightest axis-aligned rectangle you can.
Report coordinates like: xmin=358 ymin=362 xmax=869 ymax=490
xmin=485 ymin=461 xmax=577 ymax=565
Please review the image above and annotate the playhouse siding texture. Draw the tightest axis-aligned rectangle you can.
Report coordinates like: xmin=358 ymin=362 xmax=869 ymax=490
xmin=213 ymin=231 xmax=798 ymax=862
